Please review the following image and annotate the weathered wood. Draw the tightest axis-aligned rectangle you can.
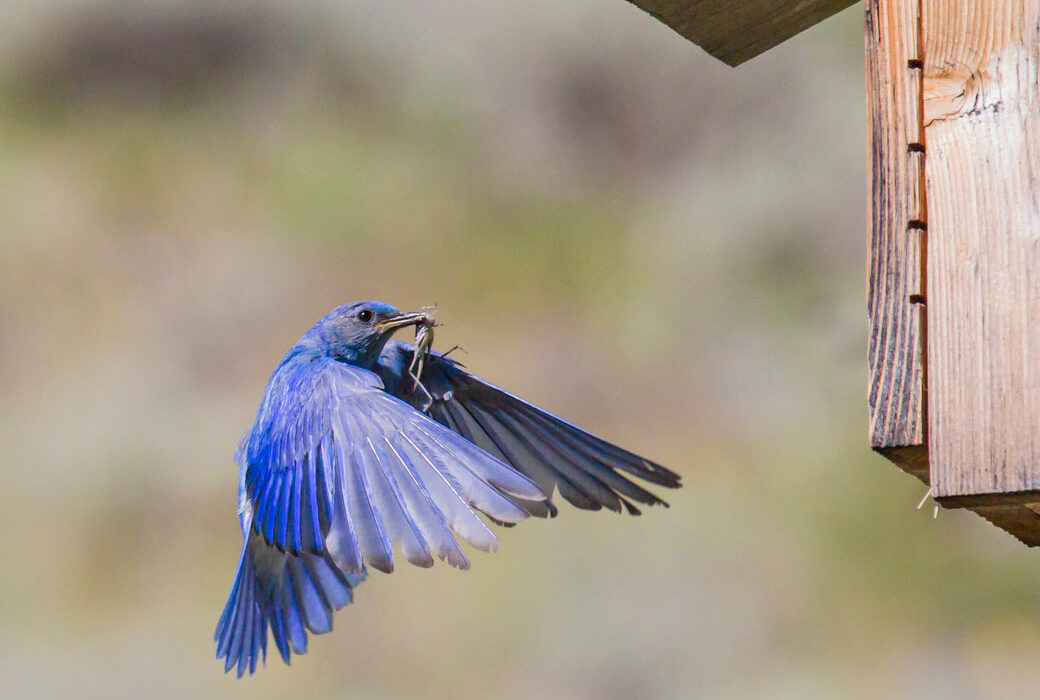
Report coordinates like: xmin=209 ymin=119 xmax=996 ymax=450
xmin=866 ymin=0 xmax=928 ymax=478
xmin=923 ymin=0 xmax=1040 ymax=504
xmin=625 ymin=0 xmax=858 ymax=66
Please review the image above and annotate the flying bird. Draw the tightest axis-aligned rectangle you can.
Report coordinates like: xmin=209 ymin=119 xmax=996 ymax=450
xmin=215 ymin=301 xmax=681 ymax=676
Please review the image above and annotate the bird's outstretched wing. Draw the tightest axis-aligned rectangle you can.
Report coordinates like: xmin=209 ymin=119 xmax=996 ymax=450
xmin=241 ymin=356 xmax=547 ymax=575
xmin=378 ymin=340 xmax=682 ymax=518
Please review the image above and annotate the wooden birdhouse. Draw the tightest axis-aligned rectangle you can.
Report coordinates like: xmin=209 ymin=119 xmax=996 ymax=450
xmin=625 ymin=0 xmax=1040 ymax=544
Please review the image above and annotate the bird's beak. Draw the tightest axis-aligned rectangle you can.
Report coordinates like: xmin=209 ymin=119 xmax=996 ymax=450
xmin=375 ymin=310 xmax=430 ymax=333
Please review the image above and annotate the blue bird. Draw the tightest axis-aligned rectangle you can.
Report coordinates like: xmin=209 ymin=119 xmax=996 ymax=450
xmin=215 ymin=301 xmax=681 ymax=676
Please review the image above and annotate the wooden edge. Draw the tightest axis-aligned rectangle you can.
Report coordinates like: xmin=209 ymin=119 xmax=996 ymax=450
xmin=935 ymin=491 xmax=1040 ymax=508
xmin=874 ymin=444 xmax=929 ymax=484
xmin=866 ymin=0 xmax=926 ymax=449
xmin=965 ymin=505 xmax=1040 ymax=547
xmin=937 ymin=493 xmax=1040 ymax=548
xmin=623 ymin=0 xmax=859 ymax=66
xmin=877 ymin=447 xmax=1040 ymax=547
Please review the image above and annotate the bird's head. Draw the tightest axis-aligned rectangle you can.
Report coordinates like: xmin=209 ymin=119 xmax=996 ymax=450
xmin=299 ymin=301 xmax=430 ymax=368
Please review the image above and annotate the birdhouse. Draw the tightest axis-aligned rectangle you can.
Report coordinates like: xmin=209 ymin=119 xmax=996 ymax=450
xmin=626 ymin=0 xmax=1040 ymax=545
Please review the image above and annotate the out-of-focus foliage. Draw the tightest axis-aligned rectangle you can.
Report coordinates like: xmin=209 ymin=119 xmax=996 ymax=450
xmin=1 ymin=2 xmax=1038 ymax=698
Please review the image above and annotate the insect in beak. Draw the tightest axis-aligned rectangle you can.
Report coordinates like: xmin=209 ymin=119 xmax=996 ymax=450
xmin=408 ymin=305 xmax=438 ymax=409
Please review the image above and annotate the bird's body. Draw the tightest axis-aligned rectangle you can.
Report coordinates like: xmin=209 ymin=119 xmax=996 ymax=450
xmin=215 ymin=301 xmax=681 ymax=676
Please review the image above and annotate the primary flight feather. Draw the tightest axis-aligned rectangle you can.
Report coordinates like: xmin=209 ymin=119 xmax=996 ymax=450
xmin=215 ymin=301 xmax=681 ymax=676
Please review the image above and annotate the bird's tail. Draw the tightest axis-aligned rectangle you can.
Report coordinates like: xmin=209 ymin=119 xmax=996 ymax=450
xmin=214 ymin=543 xmax=266 ymax=677
xmin=215 ymin=532 xmax=366 ymax=677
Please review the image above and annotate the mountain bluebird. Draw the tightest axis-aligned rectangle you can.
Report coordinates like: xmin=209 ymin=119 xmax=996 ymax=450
xmin=215 ymin=301 xmax=680 ymax=676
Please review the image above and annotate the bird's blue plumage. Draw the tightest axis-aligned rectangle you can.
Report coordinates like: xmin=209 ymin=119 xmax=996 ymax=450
xmin=216 ymin=301 xmax=680 ymax=676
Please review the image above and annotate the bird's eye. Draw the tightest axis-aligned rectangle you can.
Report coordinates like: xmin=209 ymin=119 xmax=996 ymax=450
xmin=357 ymin=309 xmax=374 ymax=323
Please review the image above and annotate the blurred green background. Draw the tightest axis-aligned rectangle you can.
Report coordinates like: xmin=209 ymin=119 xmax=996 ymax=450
xmin=2 ymin=2 xmax=1039 ymax=698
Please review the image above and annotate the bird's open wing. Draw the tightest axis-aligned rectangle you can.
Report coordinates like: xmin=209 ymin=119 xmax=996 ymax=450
xmin=241 ymin=357 xmax=546 ymax=575
xmin=378 ymin=341 xmax=682 ymax=517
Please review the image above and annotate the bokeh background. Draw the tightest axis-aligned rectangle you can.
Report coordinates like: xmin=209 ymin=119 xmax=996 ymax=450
xmin=2 ymin=1 xmax=1039 ymax=698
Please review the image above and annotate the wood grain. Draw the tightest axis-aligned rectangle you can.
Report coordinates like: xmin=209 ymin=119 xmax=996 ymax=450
xmin=923 ymin=0 xmax=1040 ymax=499
xmin=866 ymin=0 xmax=928 ymax=473
xmin=624 ymin=0 xmax=858 ymax=65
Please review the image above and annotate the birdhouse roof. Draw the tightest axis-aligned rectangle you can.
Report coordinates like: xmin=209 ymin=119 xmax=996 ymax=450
xmin=626 ymin=0 xmax=858 ymax=65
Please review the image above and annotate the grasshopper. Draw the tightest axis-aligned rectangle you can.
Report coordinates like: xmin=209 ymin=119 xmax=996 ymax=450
xmin=408 ymin=305 xmax=438 ymax=411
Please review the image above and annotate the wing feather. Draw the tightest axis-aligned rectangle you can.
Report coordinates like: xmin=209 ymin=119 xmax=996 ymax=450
xmin=324 ymin=430 xmax=364 ymax=575
xmin=299 ymin=448 xmax=322 ymax=553
xmin=275 ymin=473 xmax=292 ymax=551
xmin=410 ymin=422 xmax=535 ymax=523
xmin=342 ymin=445 xmax=394 ymax=573
xmin=504 ymin=405 xmax=664 ymax=509
xmin=430 ymin=400 xmax=558 ymax=519
xmin=381 ymin=434 xmax=470 ymax=569
xmin=460 ymin=400 xmax=604 ymax=511
xmin=260 ymin=472 xmax=282 ymax=544
xmin=397 ymin=432 xmax=498 ymax=552
xmin=378 ymin=340 xmax=681 ymax=515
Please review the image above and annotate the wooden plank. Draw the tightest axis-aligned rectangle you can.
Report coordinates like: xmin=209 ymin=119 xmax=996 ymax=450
xmin=866 ymin=0 xmax=928 ymax=475
xmin=625 ymin=0 xmax=858 ymax=66
xmin=923 ymin=0 xmax=1040 ymax=500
